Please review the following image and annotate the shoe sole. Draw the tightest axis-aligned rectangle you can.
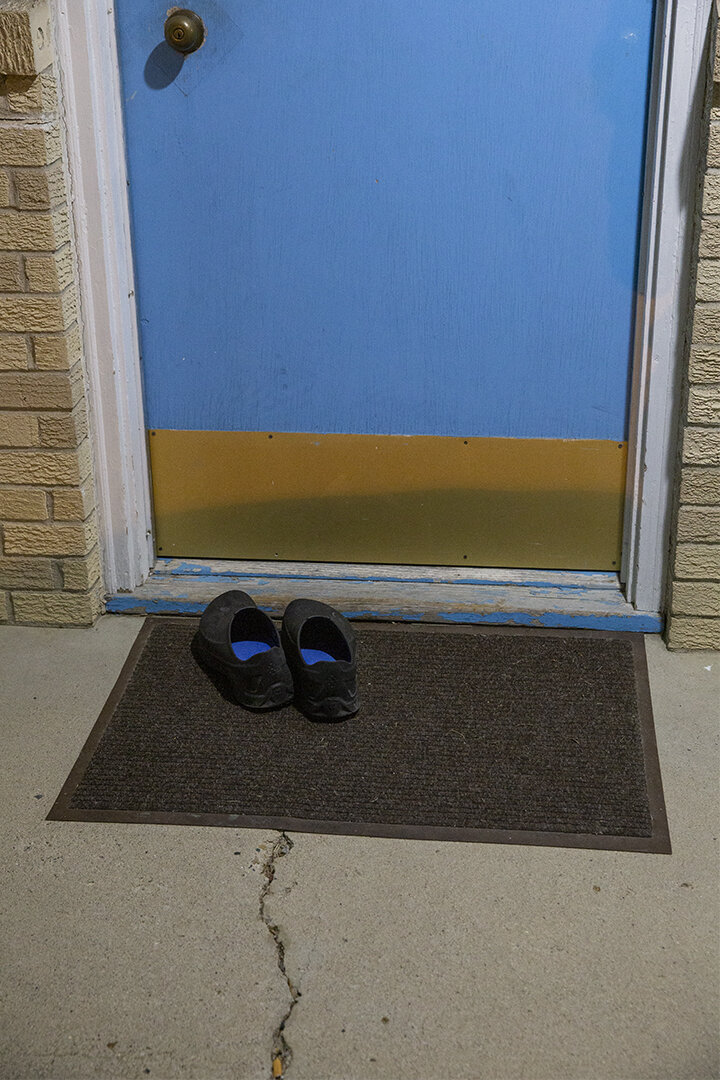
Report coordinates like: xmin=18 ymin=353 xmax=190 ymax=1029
xmin=299 ymin=693 xmax=359 ymax=722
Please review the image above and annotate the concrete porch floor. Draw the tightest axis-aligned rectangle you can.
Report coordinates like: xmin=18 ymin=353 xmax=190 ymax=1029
xmin=0 ymin=616 xmax=718 ymax=1080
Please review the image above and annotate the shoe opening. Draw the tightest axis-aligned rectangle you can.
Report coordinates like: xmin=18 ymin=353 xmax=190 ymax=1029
xmin=230 ymin=608 xmax=278 ymax=661
xmin=299 ymin=616 xmax=351 ymax=665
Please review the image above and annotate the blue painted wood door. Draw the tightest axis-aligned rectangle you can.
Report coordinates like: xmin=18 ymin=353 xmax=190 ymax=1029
xmin=115 ymin=1 xmax=655 ymax=568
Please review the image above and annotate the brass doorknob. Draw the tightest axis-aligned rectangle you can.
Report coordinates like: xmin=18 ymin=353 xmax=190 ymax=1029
xmin=164 ymin=9 xmax=205 ymax=54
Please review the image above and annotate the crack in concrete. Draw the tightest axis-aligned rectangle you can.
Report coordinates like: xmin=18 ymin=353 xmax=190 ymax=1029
xmin=259 ymin=832 xmax=299 ymax=1079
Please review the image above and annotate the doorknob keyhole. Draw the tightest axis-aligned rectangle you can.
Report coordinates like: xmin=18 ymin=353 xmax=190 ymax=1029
xmin=164 ymin=9 xmax=205 ymax=55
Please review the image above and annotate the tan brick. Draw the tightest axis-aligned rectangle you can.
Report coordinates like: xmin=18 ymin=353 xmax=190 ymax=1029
xmin=696 ymin=259 xmax=720 ymax=301
xmin=702 ymin=172 xmax=720 ymax=215
xmin=0 ymin=254 xmax=23 ymax=291
xmin=24 ymin=245 xmax=73 ymax=292
xmin=666 ymin=615 xmax=720 ymax=650
xmin=3 ymin=513 xmax=97 ymax=556
xmin=0 ymin=412 xmax=38 ymax=447
xmin=0 ymin=370 xmax=77 ymax=409
xmin=68 ymin=360 xmax=87 ymax=407
xmin=0 ymin=590 xmax=8 ymax=622
xmin=679 ymin=467 xmax=720 ymax=505
xmin=689 ymin=347 xmax=720 ymax=382
xmin=0 ymin=439 xmax=91 ymax=485
xmin=672 ymin=580 xmax=720 ymax=616
xmin=0 ymin=169 xmax=10 ymax=207
xmin=695 ymin=258 xmax=720 ymax=302
xmin=708 ymin=123 xmax=720 ymax=169
xmin=687 ymin=385 xmax=720 ymax=425
xmin=0 ymin=335 xmax=29 ymax=369
xmin=0 ymin=555 xmax=53 ymax=589
xmin=699 ymin=217 xmax=720 ymax=258
xmin=3 ymin=71 xmax=57 ymax=114
xmin=0 ymin=486 xmax=47 ymax=519
xmin=691 ymin=303 xmax=720 ymax=344
xmin=0 ymin=206 xmax=68 ymax=252
xmin=0 ymin=5 xmax=53 ymax=78
xmin=0 ymin=287 xmax=76 ymax=332
xmin=0 ymin=287 xmax=76 ymax=333
xmin=12 ymin=586 xmax=103 ymax=626
xmin=674 ymin=542 xmax=720 ymax=579
xmin=60 ymin=546 xmax=102 ymax=591
xmin=683 ymin=426 xmax=720 ymax=464
xmin=12 ymin=160 xmax=65 ymax=211
xmin=1 ymin=83 xmax=18 ymax=118
xmin=32 ymin=323 xmax=81 ymax=370
xmin=677 ymin=505 xmax=720 ymax=543
xmin=0 ymin=123 xmax=59 ymax=167
xmin=52 ymin=476 xmax=95 ymax=521
xmin=1 ymin=74 xmax=35 ymax=113
xmin=38 ymin=402 xmax=88 ymax=449
xmin=12 ymin=165 xmax=63 ymax=214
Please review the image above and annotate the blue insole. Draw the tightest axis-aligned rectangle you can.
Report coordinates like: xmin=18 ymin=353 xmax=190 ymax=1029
xmin=231 ymin=641 xmax=336 ymax=664
xmin=231 ymin=639 xmax=272 ymax=661
xmin=300 ymin=648 xmax=336 ymax=665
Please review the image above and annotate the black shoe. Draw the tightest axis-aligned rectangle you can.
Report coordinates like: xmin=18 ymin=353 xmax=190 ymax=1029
xmin=281 ymin=599 xmax=358 ymax=721
xmin=194 ymin=590 xmax=294 ymax=710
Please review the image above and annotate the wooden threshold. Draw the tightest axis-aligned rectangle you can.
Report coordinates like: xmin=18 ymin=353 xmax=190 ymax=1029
xmin=106 ymin=559 xmax=663 ymax=633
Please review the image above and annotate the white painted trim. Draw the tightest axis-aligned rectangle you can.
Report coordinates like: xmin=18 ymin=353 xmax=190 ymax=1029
xmin=623 ymin=0 xmax=714 ymax=612
xmin=54 ymin=1 xmax=710 ymax=608
xmin=53 ymin=1 xmax=153 ymax=594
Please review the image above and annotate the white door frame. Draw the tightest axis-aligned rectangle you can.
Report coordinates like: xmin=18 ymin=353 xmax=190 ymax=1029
xmin=54 ymin=0 xmax=153 ymax=595
xmin=54 ymin=0 xmax=712 ymax=611
xmin=623 ymin=0 xmax=714 ymax=613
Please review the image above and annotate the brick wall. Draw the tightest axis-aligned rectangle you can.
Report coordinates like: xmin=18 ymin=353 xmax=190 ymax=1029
xmin=666 ymin=15 xmax=720 ymax=650
xmin=0 ymin=1 xmax=103 ymax=626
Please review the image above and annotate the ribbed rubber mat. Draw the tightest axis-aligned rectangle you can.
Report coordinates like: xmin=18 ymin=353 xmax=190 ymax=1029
xmin=49 ymin=619 xmax=670 ymax=853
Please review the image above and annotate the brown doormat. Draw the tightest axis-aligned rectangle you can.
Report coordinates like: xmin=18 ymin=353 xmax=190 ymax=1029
xmin=49 ymin=619 xmax=670 ymax=853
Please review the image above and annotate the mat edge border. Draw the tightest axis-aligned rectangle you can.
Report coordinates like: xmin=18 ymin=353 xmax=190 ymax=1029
xmin=47 ymin=618 xmax=672 ymax=855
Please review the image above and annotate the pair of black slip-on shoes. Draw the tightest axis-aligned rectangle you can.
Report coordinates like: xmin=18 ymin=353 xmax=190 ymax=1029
xmin=193 ymin=591 xmax=358 ymax=721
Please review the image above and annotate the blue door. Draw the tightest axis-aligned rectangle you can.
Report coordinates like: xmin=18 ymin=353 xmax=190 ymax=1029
xmin=115 ymin=1 xmax=655 ymax=569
